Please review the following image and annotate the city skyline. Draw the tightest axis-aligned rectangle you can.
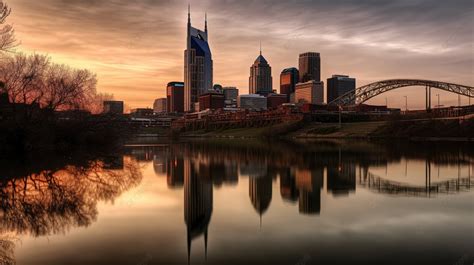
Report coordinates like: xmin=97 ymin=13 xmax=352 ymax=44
xmin=8 ymin=0 xmax=473 ymax=109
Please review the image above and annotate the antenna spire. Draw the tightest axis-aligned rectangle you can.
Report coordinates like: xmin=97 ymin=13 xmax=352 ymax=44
xmin=259 ymin=41 xmax=262 ymax=56
xmin=188 ymin=4 xmax=190 ymax=24
xmin=205 ymin=12 xmax=208 ymax=32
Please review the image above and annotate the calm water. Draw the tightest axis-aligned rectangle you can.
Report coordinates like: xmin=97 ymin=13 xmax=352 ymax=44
xmin=1 ymin=140 xmax=473 ymax=265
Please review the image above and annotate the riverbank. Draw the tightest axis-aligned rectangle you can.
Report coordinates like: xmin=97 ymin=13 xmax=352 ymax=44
xmin=164 ymin=117 xmax=474 ymax=141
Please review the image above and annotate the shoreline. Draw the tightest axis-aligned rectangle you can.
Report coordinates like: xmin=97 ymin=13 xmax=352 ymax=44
xmin=130 ymin=133 xmax=473 ymax=142
xmin=130 ymin=117 xmax=474 ymax=142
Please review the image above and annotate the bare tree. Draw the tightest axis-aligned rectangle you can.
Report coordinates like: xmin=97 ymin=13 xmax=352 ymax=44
xmin=0 ymin=1 xmax=17 ymax=53
xmin=0 ymin=53 xmax=49 ymax=104
xmin=0 ymin=53 xmax=99 ymax=111
xmin=43 ymin=64 xmax=97 ymax=111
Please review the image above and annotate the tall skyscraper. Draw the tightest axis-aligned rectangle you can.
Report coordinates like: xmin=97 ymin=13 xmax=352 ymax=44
xmin=184 ymin=6 xmax=213 ymax=112
xmin=280 ymin=67 xmax=299 ymax=101
xmin=327 ymin=75 xmax=356 ymax=104
xmin=249 ymin=48 xmax=272 ymax=95
xmin=299 ymin=52 xmax=321 ymax=82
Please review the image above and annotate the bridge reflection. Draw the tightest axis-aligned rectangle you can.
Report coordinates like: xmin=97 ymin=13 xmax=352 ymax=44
xmin=359 ymin=163 xmax=473 ymax=198
xmin=360 ymin=172 xmax=473 ymax=197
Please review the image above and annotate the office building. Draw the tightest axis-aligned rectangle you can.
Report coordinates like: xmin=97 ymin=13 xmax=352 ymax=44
xmin=199 ymin=92 xmax=225 ymax=110
xmin=103 ymin=100 xmax=124 ymax=115
xmin=238 ymin=94 xmax=267 ymax=111
xmin=249 ymin=49 xmax=272 ymax=95
xmin=184 ymin=8 xmax=213 ymax=112
xmin=223 ymin=87 xmax=239 ymax=108
xmin=327 ymin=75 xmax=356 ymax=104
xmin=280 ymin=67 xmax=299 ymax=102
xmin=299 ymin=52 xmax=320 ymax=82
xmin=153 ymin=98 xmax=167 ymax=113
xmin=223 ymin=87 xmax=238 ymax=101
xmin=295 ymin=81 xmax=324 ymax=104
xmin=167 ymin=81 xmax=185 ymax=113
xmin=266 ymin=93 xmax=288 ymax=109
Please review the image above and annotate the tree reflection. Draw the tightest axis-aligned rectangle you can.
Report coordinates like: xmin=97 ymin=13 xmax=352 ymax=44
xmin=0 ymin=155 xmax=142 ymax=263
xmin=0 ymin=157 xmax=142 ymax=236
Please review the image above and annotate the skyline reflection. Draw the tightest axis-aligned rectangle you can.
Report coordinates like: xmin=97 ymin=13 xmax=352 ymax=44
xmin=1 ymin=140 xmax=473 ymax=265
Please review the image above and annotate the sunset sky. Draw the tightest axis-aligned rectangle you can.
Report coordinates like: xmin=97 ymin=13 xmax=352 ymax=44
xmin=8 ymin=0 xmax=474 ymax=109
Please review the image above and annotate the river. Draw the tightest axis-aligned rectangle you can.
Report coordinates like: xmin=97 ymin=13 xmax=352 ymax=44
xmin=1 ymin=139 xmax=473 ymax=265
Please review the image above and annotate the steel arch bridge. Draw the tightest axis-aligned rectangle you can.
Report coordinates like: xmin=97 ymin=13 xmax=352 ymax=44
xmin=328 ymin=79 xmax=474 ymax=106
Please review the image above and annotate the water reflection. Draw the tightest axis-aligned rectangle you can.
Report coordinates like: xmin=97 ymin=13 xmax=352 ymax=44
xmin=130 ymin=140 xmax=473 ymax=263
xmin=1 ymin=140 xmax=473 ymax=265
xmin=0 ymin=154 xmax=142 ymax=264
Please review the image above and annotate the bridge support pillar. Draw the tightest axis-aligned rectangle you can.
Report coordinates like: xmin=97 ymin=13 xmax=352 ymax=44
xmin=426 ymin=85 xmax=431 ymax=111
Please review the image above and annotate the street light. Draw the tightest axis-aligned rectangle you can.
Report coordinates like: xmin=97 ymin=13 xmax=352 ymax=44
xmin=338 ymin=104 xmax=342 ymax=129
xmin=404 ymin=96 xmax=408 ymax=112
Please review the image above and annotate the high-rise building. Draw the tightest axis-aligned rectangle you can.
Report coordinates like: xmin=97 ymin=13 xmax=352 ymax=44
xmin=295 ymin=81 xmax=324 ymax=104
xmin=167 ymin=81 xmax=185 ymax=113
xmin=184 ymin=7 xmax=213 ymax=112
xmin=249 ymin=49 xmax=272 ymax=95
xmin=299 ymin=52 xmax=320 ymax=82
xmin=280 ymin=67 xmax=299 ymax=102
xmin=153 ymin=98 xmax=167 ymax=113
xmin=327 ymin=75 xmax=356 ymax=104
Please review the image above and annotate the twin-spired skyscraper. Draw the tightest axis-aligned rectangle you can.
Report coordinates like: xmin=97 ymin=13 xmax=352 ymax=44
xmin=184 ymin=6 xmax=213 ymax=112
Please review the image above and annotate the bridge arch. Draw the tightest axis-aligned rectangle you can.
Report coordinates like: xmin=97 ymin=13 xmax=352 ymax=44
xmin=328 ymin=79 xmax=474 ymax=106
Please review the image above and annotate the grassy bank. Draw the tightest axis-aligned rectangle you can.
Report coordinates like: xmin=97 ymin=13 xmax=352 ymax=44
xmin=169 ymin=117 xmax=474 ymax=141
xmin=178 ymin=120 xmax=304 ymax=138
xmin=290 ymin=118 xmax=474 ymax=140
